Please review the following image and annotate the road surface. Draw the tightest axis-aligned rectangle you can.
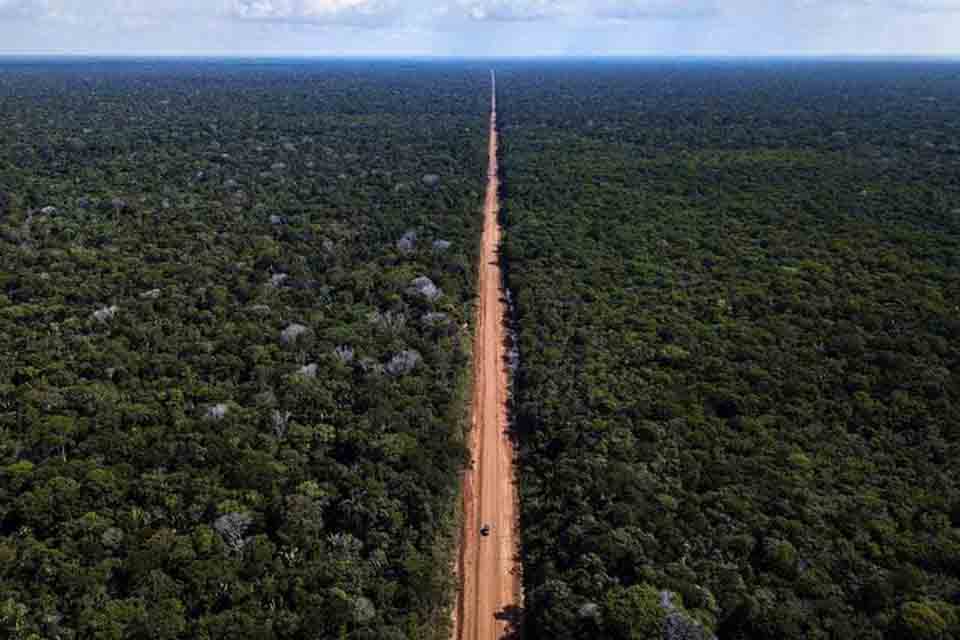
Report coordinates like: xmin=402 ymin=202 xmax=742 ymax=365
xmin=455 ymin=70 xmax=523 ymax=640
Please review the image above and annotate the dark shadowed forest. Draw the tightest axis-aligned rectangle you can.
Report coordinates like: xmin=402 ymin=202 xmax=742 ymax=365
xmin=498 ymin=60 xmax=960 ymax=640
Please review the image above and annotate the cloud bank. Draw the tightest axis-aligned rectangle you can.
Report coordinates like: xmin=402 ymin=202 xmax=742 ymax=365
xmin=1 ymin=0 xmax=959 ymax=55
xmin=226 ymin=0 xmax=401 ymax=25
xmin=455 ymin=0 xmax=566 ymax=21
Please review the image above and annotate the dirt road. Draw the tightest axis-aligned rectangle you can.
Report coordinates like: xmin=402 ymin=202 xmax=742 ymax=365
xmin=455 ymin=70 xmax=522 ymax=640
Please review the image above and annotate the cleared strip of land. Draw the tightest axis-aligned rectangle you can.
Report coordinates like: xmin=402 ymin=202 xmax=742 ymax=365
xmin=456 ymin=71 xmax=522 ymax=640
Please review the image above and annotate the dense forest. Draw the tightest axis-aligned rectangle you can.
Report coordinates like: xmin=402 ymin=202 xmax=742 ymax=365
xmin=498 ymin=61 xmax=960 ymax=640
xmin=0 ymin=60 xmax=490 ymax=639
xmin=4 ymin=58 xmax=960 ymax=640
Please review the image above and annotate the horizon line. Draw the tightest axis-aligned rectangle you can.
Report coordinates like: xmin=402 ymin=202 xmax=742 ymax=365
xmin=2 ymin=52 xmax=960 ymax=62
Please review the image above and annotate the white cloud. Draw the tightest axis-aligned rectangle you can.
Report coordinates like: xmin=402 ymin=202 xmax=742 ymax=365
xmin=226 ymin=0 xmax=402 ymax=25
xmin=595 ymin=0 xmax=720 ymax=20
xmin=454 ymin=0 xmax=568 ymax=21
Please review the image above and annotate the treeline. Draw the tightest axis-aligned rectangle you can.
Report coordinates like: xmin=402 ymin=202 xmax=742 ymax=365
xmin=498 ymin=61 xmax=960 ymax=639
xmin=0 ymin=60 xmax=489 ymax=639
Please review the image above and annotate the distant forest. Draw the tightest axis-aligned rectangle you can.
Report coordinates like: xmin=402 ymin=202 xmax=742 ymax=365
xmin=0 ymin=60 xmax=489 ymax=639
xmin=499 ymin=61 xmax=960 ymax=639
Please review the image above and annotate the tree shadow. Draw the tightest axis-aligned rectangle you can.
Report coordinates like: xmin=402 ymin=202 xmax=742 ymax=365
xmin=494 ymin=604 xmax=525 ymax=640
xmin=494 ymin=211 xmax=525 ymax=640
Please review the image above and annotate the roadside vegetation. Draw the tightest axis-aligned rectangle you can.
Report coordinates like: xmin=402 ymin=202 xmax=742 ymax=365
xmin=499 ymin=61 xmax=960 ymax=640
xmin=0 ymin=60 xmax=488 ymax=639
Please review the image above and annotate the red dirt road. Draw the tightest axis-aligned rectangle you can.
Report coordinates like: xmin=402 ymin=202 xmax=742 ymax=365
xmin=456 ymin=71 xmax=522 ymax=640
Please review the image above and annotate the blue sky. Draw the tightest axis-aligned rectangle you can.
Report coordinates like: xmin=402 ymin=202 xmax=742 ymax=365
xmin=1 ymin=0 xmax=959 ymax=56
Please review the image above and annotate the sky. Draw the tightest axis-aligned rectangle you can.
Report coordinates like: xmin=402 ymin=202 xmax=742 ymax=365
xmin=0 ymin=0 xmax=959 ymax=57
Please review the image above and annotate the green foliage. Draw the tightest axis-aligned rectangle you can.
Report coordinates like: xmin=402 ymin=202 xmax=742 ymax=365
xmin=897 ymin=601 xmax=949 ymax=639
xmin=500 ymin=62 xmax=960 ymax=639
xmin=0 ymin=60 xmax=489 ymax=639
xmin=604 ymin=584 xmax=665 ymax=640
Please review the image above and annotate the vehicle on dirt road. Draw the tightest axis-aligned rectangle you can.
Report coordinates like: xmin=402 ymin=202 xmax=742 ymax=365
xmin=480 ymin=524 xmax=491 ymax=537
